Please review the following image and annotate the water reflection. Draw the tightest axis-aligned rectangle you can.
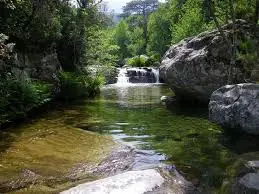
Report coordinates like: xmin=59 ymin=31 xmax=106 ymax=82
xmin=72 ymin=84 xmax=259 ymax=190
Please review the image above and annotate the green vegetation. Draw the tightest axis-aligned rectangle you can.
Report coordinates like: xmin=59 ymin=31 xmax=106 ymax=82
xmin=59 ymin=71 xmax=104 ymax=101
xmin=0 ymin=1 xmax=116 ymax=125
xmin=126 ymin=55 xmax=159 ymax=67
xmin=0 ymin=0 xmax=258 ymax=124
xmin=111 ymin=0 xmax=258 ymax=65
xmin=0 ymin=73 xmax=51 ymax=126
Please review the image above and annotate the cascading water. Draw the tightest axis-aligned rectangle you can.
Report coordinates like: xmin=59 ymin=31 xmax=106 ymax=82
xmin=117 ymin=68 xmax=129 ymax=84
xmin=152 ymin=68 xmax=160 ymax=83
xmin=116 ymin=67 xmax=160 ymax=84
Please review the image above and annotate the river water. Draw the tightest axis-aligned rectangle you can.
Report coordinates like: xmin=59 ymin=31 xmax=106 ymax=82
xmin=1 ymin=82 xmax=259 ymax=193
xmin=80 ymin=84 xmax=228 ymax=189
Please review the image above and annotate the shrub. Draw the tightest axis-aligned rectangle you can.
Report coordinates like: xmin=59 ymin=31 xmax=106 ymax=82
xmin=237 ymin=37 xmax=258 ymax=78
xmin=59 ymin=71 xmax=104 ymax=100
xmin=0 ymin=74 xmax=51 ymax=125
xmin=126 ymin=55 xmax=160 ymax=67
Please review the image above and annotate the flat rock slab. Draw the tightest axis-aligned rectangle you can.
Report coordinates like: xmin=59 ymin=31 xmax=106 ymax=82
xmin=61 ymin=169 xmax=164 ymax=194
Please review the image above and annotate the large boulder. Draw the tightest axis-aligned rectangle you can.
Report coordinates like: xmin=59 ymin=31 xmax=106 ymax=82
xmin=209 ymin=83 xmax=259 ymax=135
xmin=235 ymin=173 xmax=259 ymax=193
xmin=160 ymin=20 xmax=258 ymax=102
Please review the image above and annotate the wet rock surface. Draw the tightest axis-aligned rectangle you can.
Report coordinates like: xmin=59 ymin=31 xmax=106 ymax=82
xmin=126 ymin=67 xmax=159 ymax=83
xmin=160 ymin=20 xmax=258 ymax=102
xmin=209 ymin=83 xmax=259 ymax=135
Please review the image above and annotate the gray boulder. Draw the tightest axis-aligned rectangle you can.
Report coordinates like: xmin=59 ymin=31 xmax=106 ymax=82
xmin=234 ymin=173 xmax=259 ymax=194
xmin=160 ymin=20 xmax=258 ymax=102
xmin=209 ymin=83 xmax=259 ymax=135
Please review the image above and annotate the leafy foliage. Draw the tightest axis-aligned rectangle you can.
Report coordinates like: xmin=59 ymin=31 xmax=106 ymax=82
xmin=59 ymin=71 xmax=104 ymax=101
xmin=113 ymin=20 xmax=131 ymax=65
xmin=171 ymin=1 xmax=213 ymax=44
xmin=237 ymin=37 xmax=259 ymax=77
xmin=126 ymin=55 xmax=159 ymax=67
xmin=147 ymin=5 xmax=171 ymax=57
xmin=0 ymin=74 xmax=51 ymax=125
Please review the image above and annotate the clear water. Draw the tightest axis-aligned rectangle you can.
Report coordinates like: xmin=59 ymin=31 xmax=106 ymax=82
xmin=2 ymin=83 xmax=259 ymax=193
xmin=68 ymin=84 xmax=235 ymax=190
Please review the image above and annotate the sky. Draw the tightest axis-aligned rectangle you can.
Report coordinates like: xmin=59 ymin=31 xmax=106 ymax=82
xmin=104 ymin=0 xmax=131 ymax=13
xmin=72 ymin=0 xmax=164 ymax=13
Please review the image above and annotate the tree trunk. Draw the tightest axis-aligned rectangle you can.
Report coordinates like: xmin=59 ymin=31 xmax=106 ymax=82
xmin=207 ymin=0 xmax=235 ymax=84
xmin=143 ymin=9 xmax=148 ymax=54
xmin=228 ymin=0 xmax=236 ymax=84
xmin=255 ymin=0 xmax=259 ymax=24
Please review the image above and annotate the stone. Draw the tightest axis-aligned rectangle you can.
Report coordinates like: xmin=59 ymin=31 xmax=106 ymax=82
xmin=159 ymin=20 xmax=258 ymax=102
xmin=209 ymin=83 xmax=259 ymax=135
xmin=61 ymin=168 xmax=196 ymax=194
xmin=235 ymin=173 xmax=259 ymax=194
xmin=160 ymin=96 xmax=176 ymax=105
xmin=16 ymin=52 xmax=61 ymax=83
xmin=61 ymin=169 xmax=165 ymax=194
xmin=247 ymin=161 xmax=259 ymax=170
xmin=126 ymin=68 xmax=158 ymax=83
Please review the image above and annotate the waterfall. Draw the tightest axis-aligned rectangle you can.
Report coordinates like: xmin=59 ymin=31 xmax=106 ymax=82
xmin=117 ymin=68 xmax=129 ymax=84
xmin=116 ymin=67 xmax=160 ymax=84
xmin=151 ymin=68 xmax=159 ymax=83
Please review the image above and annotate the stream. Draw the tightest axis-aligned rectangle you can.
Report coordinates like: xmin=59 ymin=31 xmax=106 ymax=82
xmin=1 ymin=68 xmax=259 ymax=193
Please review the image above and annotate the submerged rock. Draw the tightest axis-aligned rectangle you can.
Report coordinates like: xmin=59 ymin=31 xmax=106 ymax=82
xmin=160 ymin=96 xmax=177 ymax=105
xmin=160 ymin=20 xmax=258 ymax=102
xmin=61 ymin=168 xmax=196 ymax=194
xmin=209 ymin=83 xmax=259 ymax=135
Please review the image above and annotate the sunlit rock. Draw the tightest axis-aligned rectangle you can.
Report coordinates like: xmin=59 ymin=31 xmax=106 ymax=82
xmin=160 ymin=20 xmax=257 ymax=102
xmin=61 ymin=168 xmax=195 ymax=194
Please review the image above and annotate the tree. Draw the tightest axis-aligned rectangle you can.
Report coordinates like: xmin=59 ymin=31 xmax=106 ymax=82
xmin=122 ymin=0 xmax=159 ymax=54
xmin=113 ymin=20 xmax=131 ymax=65
xmin=147 ymin=4 xmax=171 ymax=57
xmin=170 ymin=0 xmax=213 ymax=44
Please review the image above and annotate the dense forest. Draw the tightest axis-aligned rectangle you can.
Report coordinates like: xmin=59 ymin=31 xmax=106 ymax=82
xmin=0 ymin=0 xmax=258 ymax=125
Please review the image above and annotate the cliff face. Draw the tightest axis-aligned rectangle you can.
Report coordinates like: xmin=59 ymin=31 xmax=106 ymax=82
xmin=0 ymin=33 xmax=63 ymax=126
xmin=16 ymin=51 xmax=61 ymax=83
xmin=0 ymin=33 xmax=62 ymax=90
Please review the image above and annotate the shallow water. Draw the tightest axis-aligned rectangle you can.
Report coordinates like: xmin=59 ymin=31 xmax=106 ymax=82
xmin=73 ymin=83 xmax=259 ymax=191
xmin=1 ymin=83 xmax=259 ymax=193
xmin=76 ymin=84 xmax=227 ymax=187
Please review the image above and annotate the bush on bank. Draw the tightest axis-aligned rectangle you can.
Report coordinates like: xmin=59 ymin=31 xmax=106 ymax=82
xmin=59 ymin=71 xmax=104 ymax=101
xmin=0 ymin=73 xmax=51 ymax=126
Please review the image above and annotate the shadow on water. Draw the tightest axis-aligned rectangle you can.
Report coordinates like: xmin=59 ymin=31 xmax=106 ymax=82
xmin=165 ymin=102 xmax=209 ymax=119
xmin=220 ymin=129 xmax=259 ymax=154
